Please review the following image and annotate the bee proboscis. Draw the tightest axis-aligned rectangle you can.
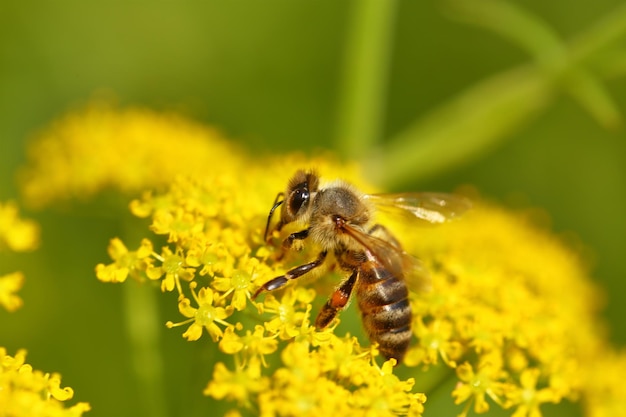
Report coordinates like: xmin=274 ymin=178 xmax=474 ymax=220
xmin=253 ymin=170 xmax=470 ymax=363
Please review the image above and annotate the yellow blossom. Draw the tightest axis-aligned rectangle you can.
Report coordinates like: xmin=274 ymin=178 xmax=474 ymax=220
xmin=43 ymin=103 xmax=618 ymax=416
xmin=507 ymin=368 xmax=560 ymax=417
xmin=219 ymin=325 xmax=278 ymax=369
xmin=0 ymin=201 xmax=40 ymax=252
xmin=582 ymin=348 xmax=626 ymax=417
xmin=99 ymin=153 xmax=622 ymax=416
xmin=404 ymin=315 xmax=461 ymax=367
xmin=0 ymin=271 xmax=25 ymax=312
xmin=254 ymin=339 xmax=426 ymax=417
xmin=211 ymin=255 xmax=267 ymax=311
xmin=95 ymin=237 xmax=154 ymax=283
xmin=167 ymin=282 xmax=232 ymax=342
xmin=0 ymin=201 xmax=39 ymax=312
xmin=261 ymin=287 xmax=317 ymax=340
xmin=452 ymin=360 xmax=512 ymax=415
xmin=204 ymin=362 xmax=270 ymax=408
xmin=185 ymin=238 xmax=236 ymax=279
xmin=0 ymin=347 xmax=90 ymax=416
xmin=18 ymin=100 xmax=242 ymax=209
xmin=148 ymin=246 xmax=196 ymax=293
xmin=392 ymin=201 xmax=608 ymax=415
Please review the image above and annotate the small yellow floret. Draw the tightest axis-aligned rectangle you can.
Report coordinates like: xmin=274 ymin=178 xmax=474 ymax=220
xmin=0 ymin=271 xmax=25 ymax=312
xmin=0 ymin=348 xmax=90 ymax=416
xmin=0 ymin=201 xmax=39 ymax=252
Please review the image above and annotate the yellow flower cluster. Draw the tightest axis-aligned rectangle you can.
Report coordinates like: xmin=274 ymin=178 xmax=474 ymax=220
xmin=21 ymin=101 xmax=626 ymax=416
xmin=19 ymin=100 xmax=237 ymax=209
xmin=582 ymin=348 xmax=626 ymax=417
xmin=98 ymin=158 xmax=621 ymax=416
xmin=0 ymin=348 xmax=90 ymax=416
xmin=206 ymin=320 xmax=426 ymax=417
xmin=0 ymin=201 xmax=88 ymax=414
xmin=392 ymin=204 xmax=608 ymax=416
xmin=95 ymin=152 xmax=423 ymax=416
xmin=0 ymin=201 xmax=40 ymax=311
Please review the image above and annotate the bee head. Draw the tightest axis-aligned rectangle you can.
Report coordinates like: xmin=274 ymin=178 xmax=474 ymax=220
xmin=264 ymin=170 xmax=319 ymax=242
xmin=282 ymin=169 xmax=319 ymax=224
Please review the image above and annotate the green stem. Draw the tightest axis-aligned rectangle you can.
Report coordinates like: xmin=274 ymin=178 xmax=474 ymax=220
xmin=364 ymin=0 xmax=626 ymax=188
xmin=335 ymin=0 xmax=398 ymax=158
xmin=122 ymin=276 xmax=168 ymax=417
xmin=568 ymin=1 xmax=626 ymax=63
xmin=363 ymin=65 xmax=552 ymax=188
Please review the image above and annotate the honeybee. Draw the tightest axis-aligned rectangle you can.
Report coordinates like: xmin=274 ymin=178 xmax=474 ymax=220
xmin=253 ymin=170 xmax=470 ymax=363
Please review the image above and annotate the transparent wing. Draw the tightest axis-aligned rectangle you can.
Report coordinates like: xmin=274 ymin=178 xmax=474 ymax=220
xmin=340 ymin=222 xmax=432 ymax=293
xmin=365 ymin=192 xmax=471 ymax=224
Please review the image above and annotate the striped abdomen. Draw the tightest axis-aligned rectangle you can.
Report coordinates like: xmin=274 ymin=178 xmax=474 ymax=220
xmin=356 ymin=260 xmax=411 ymax=362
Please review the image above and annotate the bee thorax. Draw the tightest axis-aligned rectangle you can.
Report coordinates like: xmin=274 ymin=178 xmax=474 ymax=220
xmin=307 ymin=186 xmax=371 ymax=250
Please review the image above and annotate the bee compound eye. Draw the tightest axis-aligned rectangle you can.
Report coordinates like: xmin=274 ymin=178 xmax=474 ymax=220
xmin=289 ymin=188 xmax=309 ymax=213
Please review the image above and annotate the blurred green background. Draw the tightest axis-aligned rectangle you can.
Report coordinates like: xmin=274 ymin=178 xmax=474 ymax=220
xmin=1 ymin=1 xmax=625 ymax=416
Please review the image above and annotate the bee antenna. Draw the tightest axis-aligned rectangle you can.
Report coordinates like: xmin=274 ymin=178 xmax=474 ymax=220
xmin=264 ymin=193 xmax=284 ymax=242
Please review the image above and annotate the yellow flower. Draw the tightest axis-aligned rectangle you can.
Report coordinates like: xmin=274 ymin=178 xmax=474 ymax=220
xmin=204 ymin=362 xmax=270 ymax=407
xmin=0 ymin=201 xmax=39 ymax=252
xmin=19 ymin=100 xmax=241 ymax=209
xmin=405 ymin=315 xmax=461 ymax=367
xmin=350 ymin=359 xmax=426 ymax=417
xmin=211 ymin=255 xmax=264 ymax=311
xmin=167 ymin=282 xmax=232 ymax=342
xmin=452 ymin=359 xmax=512 ymax=415
xmin=0 ymin=271 xmax=25 ymax=312
xmin=260 ymin=340 xmax=354 ymax=416
xmin=254 ymin=339 xmax=426 ymax=417
xmin=95 ymin=237 xmax=154 ymax=283
xmin=23 ymin=102 xmax=616 ymax=415
xmin=396 ymin=202 xmax=607 ymax=415
xmin=100 ymin=148 xmax=618 ymax=416
xmin=261 ymin=286 xmax=317 ymax=340
xmin=582 ymin=348 xmax=626 ymax=417
xmin=507 ymin=368 xmax=560 ymax=417
xmin=0 ymin=201 xmax=39 ymax=312
xmin=147 ymin=245 xmax=196 ymax=293
xmin=219 ymin=325 xmax=278 ymax=369
xmin=0 ymin=347 xmax=90 ymax=416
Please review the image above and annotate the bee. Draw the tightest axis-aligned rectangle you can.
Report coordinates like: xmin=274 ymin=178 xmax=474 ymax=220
xmin=253 ymin=170 xmax=470 ymax=363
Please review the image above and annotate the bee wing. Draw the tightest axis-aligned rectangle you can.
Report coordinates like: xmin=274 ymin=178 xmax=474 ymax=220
xmin=340 ymin=221 xmax=432 ymax=293
xmin=365 ymin=192 xmax=471 ymax=224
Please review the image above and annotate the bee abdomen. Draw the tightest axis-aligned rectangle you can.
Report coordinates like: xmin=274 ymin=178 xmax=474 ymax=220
xmin=357 ymin=265 xmax=412 ymax=362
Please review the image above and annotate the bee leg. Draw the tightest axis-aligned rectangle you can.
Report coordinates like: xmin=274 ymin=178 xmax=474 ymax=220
xmin=281 ymin=228 xmax=309 ymax=250
xmin=253 ymin=250 xmax=327 ymax=299
xmin=264 ymin=192 xmax=285 ymax=242
xmin=315 ymin=270 xmax=357 ymax=329
xmin=275 ymin=228 xmax=310 ymax=261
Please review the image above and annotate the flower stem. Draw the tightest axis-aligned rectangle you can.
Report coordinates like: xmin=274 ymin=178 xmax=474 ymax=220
xmin=335 ymin=0 xmax=398 ymax=158
xmin=362 ymin=0 xmax=626 ymax=188
xmin=362 ymin=65 xmax=552 ymax=188
xmin=122 ymin=280 xmax=168 ymax=417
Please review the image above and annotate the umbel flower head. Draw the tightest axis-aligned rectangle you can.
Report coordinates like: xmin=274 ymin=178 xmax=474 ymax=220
xmin=20 ymin=101 xmax=626 ymax=416
xmin=0 ymin=348 xmax=90 ymax=416
xmin=18 ymin=99 xmax=237 ymax=209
